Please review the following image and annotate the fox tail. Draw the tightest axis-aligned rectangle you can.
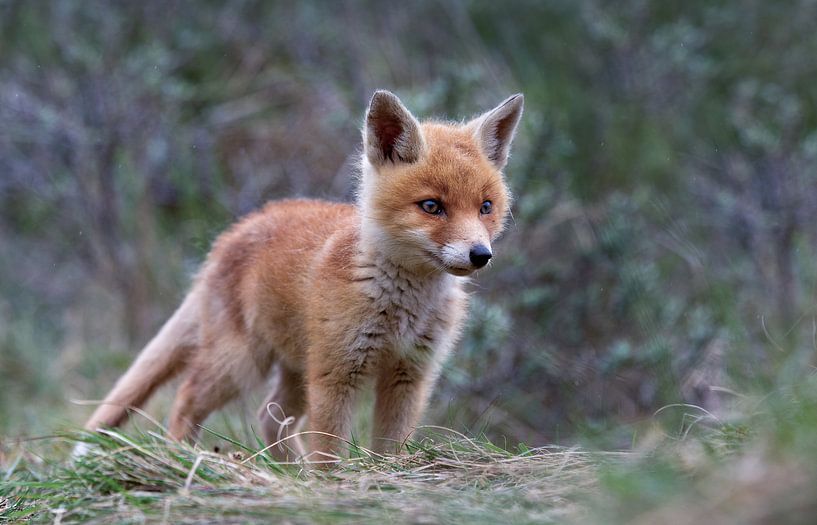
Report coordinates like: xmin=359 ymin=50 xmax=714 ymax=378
xmin=83 ymin=289 xmax=200 ymax=431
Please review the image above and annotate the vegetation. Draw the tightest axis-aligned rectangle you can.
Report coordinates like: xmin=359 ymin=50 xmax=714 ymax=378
xmin=5 ymin=377 xmax=817 ymax=523
xmin=2 ymin=429 xmax=604 ymax=523
xmin=2 ymin=0 xmax=817 ymax=522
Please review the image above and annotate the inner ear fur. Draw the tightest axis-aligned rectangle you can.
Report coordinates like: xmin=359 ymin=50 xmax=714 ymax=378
xmin=470 ymin=94 xmax=524 ymax=170
xmin=364 ymin=90 xmax=425 ymax=166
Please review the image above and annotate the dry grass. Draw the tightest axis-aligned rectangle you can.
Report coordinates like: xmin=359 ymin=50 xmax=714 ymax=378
xmin=1 ymin=427 xmax=624 ymax=524
xmin=7 ymin=387 xmax=817 ymax=524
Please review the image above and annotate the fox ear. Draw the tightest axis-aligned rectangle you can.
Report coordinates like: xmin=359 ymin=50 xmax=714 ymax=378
xmin=364 ymin=90 xmax=425 ymax=166
xmin=470 ymin=94 xmax=524 ymax=170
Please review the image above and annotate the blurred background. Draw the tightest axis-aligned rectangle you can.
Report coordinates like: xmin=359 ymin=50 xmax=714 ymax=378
xmin=1 ymin=0 xmax=816 ymax=449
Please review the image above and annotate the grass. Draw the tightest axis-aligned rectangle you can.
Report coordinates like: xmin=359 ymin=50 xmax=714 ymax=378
xmin=1 ymin=428 xmax=615 ymax=524
xmin=6 ymin=378 xmax=817 ymax=524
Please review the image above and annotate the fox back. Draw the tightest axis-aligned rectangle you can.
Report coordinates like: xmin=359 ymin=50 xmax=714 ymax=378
xmin=83 ymin=90 xmax=524 ymax=464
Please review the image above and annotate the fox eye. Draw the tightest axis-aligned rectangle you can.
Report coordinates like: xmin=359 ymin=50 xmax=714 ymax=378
xmin=480 ymin=200 xmax=493 ymax=215
xmin=419 ymin=199 xmax=443 ymax=215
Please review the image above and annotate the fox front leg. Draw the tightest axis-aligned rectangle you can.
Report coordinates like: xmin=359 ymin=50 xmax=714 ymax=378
xmin=371 ymin=354 xmax=438 ymax=454
xmin=305 ymin=344 xmax=376 ymax=465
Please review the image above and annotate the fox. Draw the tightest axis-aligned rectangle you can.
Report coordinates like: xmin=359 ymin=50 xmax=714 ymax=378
xmin=81 ymin=90 xmax=524 ymax=462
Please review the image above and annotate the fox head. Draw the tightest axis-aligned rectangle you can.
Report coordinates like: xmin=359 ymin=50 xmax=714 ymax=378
xmin=358 ymin=90 xmax=523 ymax=276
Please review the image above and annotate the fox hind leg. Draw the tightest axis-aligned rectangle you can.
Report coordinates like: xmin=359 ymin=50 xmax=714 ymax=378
xmin=258 ymin=364 xmax=307 ymax=461
xmin=167 ymin=362 xmax=241 ymax=442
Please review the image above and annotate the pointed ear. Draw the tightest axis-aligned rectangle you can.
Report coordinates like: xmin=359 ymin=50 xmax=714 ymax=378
xmin=364 ymin=90 xmax=425 ymax=166
xmin=470 ymin=94 xmax=524 ymax=170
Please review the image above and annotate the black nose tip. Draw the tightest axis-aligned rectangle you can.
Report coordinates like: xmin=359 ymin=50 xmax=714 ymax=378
xmin=469 ymin=245 xmax=492 ymax=268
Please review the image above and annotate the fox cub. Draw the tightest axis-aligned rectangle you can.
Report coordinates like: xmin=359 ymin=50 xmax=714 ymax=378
xmin=84 ymin=90 xmax=524 ymax=461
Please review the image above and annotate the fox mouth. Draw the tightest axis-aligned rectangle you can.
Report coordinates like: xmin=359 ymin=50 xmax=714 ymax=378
xmin=424 ymin=250 xmax=474 ymax=276
xmin=445 ymin=266 xmax=474 ymax=276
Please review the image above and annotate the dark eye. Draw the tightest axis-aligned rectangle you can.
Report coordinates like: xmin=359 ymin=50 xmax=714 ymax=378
xmin=480 ymin=200 xmax=493 ymax=215
xmin=419 ymin=199 xmax=443 ymax=215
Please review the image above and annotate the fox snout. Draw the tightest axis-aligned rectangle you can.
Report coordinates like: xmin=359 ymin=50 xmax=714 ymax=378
xmin=436 ymin=241 xmax=493 ymax=275
xmin=469 ymin=244 xmax=492 ymax=268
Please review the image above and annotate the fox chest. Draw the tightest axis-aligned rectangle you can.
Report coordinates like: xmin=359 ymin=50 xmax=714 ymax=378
xmin=354 ymin=270 xmax=455 ymax=357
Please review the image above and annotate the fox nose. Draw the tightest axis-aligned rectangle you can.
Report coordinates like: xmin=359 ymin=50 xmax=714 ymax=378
xmin=469 ymin=245 xmax=492 ymax=268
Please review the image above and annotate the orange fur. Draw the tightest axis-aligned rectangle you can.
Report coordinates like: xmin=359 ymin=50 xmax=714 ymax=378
xmin=83 ymin=91 xmax=523 ymax=464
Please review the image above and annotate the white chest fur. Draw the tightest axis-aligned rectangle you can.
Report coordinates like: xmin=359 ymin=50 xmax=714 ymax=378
xmin=353 ymin=252 xmax=460 ymax=358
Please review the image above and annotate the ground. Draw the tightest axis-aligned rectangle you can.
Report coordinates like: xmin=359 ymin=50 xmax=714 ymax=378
xmin=4 ymin=382 xmax=817 ymax=524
